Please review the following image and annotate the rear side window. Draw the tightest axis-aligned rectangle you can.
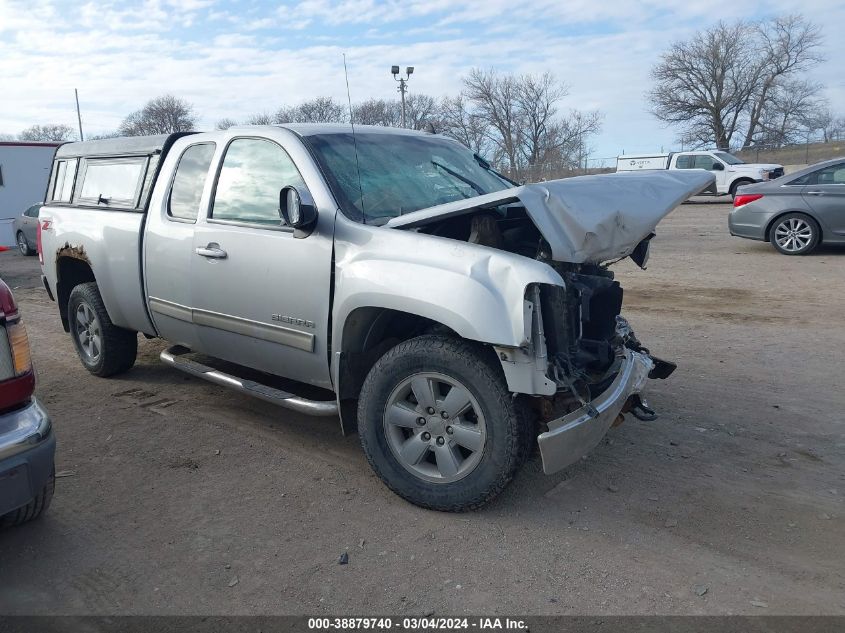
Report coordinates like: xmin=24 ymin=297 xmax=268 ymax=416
xmin=78 ymin=157 xmax=147 ymax=208
xmin=675 ymin=155 xmax=692 ymax=169
xmin=791 ymin=163 xmax=845 ymax=186
xmin=211 ymin=138 xmax=305 ymax=226
xmin=51 ymin=158 xmax=78 ymax=202
xmin=168 ymin=143 xmax=216 ymax=221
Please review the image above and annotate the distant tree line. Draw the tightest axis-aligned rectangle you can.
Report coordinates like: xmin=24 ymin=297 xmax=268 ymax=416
xmin=649 ymin=14 xmax=843 ymax=150
xmin=3 ymin=70 xmax=599 ymax=179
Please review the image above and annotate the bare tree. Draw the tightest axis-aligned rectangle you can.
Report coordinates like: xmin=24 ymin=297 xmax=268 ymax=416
xmin=438 ymin=95 xmax=491 ymax=154
xmin=805 ymin=108 xmax=845 ymax=142
xmin=215 ymin=118 xmax=238 ymax=130
xmin=742 ymin=15 xmax=824 ymax=147
xmin=757 ymin=79 xmax=825 ymax=147
xmin=0 ymin=133 xmax=15 ymax=141
xmin=463 ymin=68 xmax=522 ymax=170
xmin=352 ymin=98 xmax=401 ymax=127
xmin=19 ymin=124 xmax=77 ymax=141
xmin=244 ymin=112 xmax=274 ymax=125
xmin=516 ymin=72 xmax=567 ymax=168
xmin=118 ymin=95 xmax=198 ymax=136
xmin=290 ymin=97 xmax=346 ymax=123
xmin=403 ymin=93 xmax=438 ymax=130
xmin=649 ymin=21 xmax=758 ymax=149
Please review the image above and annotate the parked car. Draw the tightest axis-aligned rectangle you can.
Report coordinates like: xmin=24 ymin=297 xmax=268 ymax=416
xmin=14 ymin=203 xmax=41 ymax=256
xmin=37 ymin=126 xmax=711 ymax=511
xmin=0 ymin=278 xmax=55 ymax=527
xmin=729 ymin=157 xmax=845 ymax=255
xmin=617 ymin=150 xmax=783 ymax=197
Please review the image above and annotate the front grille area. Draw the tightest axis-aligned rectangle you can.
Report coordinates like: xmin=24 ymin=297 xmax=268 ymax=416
xmin=540 ymin=269 xmax=623 ymax=375
xmin=769 ymin=167 xmax=784 ymax=179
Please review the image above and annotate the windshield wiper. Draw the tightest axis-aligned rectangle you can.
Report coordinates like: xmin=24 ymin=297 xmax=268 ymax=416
xmin=431 ymin=161 xmax=485 ymax=195
xmin=473 ymin=153 xmax=520 ymax=187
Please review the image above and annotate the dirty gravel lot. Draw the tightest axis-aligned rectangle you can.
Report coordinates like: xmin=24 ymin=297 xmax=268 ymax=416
xmin=0 ymin=201 xmax=843 ymax=616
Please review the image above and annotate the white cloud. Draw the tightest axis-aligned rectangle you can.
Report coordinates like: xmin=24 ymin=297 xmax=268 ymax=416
xmin=0 ymin=0 xmax=843 ymax=157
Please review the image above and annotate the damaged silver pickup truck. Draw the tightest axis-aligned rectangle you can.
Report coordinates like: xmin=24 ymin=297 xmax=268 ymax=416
xmin=38 ymin=125 xmax=713 ymax=510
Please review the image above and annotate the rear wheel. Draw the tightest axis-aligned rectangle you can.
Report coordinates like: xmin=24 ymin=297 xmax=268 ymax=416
xmin=358 ymin=335 xmax=529 ymax=511
xmin=770 ymin=213 xmax=820 ymax=255
xmin=68 ymin=282 xmax=137 ymax=376
xmin=729 ymin=179 xmax=754 ymax=199
xmin=16 ymin=231 xmax=34 ymax=256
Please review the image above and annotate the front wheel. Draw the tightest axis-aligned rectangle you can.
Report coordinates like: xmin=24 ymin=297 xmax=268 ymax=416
xmin=358 ymin=335 xmax=530 ymax=511
xmin=770 ymin=213 xmax=820 ymax=255
xmin=68 ymin=282 xmax=137 ymax=376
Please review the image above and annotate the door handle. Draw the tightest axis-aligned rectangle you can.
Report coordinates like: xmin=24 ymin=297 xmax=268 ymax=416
xmin=195 ymin=244 xmax=227 ymax=259
xmin=805 ymin=191 xmax=825 ymax=196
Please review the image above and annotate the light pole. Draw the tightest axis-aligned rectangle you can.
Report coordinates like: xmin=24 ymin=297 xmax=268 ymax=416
xmin=391 ymin=65 xmax=413 ymax=128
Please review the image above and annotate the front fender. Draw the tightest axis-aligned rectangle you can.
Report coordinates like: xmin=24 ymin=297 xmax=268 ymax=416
xmin=332 ymin=221 xmax=564 ymax=351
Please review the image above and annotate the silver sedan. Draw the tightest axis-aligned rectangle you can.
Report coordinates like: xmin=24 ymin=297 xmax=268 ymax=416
xmin=13 ymin=203 xmax=41 ymax=256
xmin=728 ymin=157 xmax=845 ymax=255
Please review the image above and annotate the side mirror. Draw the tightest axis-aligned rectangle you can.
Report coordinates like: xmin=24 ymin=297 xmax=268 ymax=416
xmin=279 ymin=185 xmax=317 ymax=234
xmin=711 ymin=162 xmax=724 ymax=171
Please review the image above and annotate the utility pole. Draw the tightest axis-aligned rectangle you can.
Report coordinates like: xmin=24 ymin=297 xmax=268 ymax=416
xmin=391 ymin=66 xmax=413 ymax=128
xmin=74 ymin=89 xmax=84 ymax=141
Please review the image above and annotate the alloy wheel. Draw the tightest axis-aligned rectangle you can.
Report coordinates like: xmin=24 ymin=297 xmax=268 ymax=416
xmin=383 ymin=372 xmax=487 ymax=484
xmin=75 ymin=302 xmax=102 ymax=362
xmin=774 ymin=218 xmax=813 ymax=253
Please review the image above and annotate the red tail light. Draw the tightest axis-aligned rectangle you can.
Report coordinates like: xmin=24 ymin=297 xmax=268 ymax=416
xmin=36 ymin=218 xmax=50 ymax=265
xmin=0 ymin=280 xmax=35 ymax=411
xmin=734 ymin=193 xmax=764 ymax=208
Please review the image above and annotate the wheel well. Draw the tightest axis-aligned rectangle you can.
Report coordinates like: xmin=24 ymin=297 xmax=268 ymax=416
xmin=335 ymin=308 xmax=458 ymax=432
xmin=764 ymin=211 xmax=822 ymax=243
xmin=730 ymin=178 xmax=755 ymax=195
xmin=56 ymin=257 xmax=96 ymax=332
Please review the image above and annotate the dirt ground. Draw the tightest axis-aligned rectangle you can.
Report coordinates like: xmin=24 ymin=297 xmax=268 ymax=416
xmin=0 ymin=201 xmax=843 ymax=616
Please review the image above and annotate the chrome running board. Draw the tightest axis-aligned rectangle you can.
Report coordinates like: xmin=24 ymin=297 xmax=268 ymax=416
xmin=160 ymin=346 xmax=338 ymax=417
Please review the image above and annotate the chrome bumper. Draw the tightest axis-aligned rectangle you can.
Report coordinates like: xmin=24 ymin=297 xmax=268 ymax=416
xmin=538 ymin=350 xmax=654 ymax=475
xmin=0 ymin=398 xmax=53 ymax=461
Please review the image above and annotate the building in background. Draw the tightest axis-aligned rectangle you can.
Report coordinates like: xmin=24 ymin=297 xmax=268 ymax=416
xmin=0 ymin=141 xmax=62 ymax=247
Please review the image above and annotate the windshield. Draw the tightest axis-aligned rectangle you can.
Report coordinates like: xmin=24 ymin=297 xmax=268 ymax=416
xmin=714 ymin=151 xmax=744 ymax=165
xmin=302 ymin=132 xmax=512 ymax=223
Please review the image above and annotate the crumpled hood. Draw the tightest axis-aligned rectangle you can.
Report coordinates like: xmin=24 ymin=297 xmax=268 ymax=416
xmin=387 ymin=170 xmax=714 ymax=264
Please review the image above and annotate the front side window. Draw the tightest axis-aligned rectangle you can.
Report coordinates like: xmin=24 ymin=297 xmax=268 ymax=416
xmin=675 ymin=155 xmax=693 ymax=169
xmin=693 ymin=155 xmax=718 ymax=170
xmin=815 ymin=163 xmax=845 ymax=185
xmin=168 ymin=143 xmax=216 ymax=221
xmin=51 ymin=158 xmax=78 ymax=202
xmin=78 ymin=157 xmax=147 ymax=208
xmin=211 ymin=138 xmax=305 ymax=226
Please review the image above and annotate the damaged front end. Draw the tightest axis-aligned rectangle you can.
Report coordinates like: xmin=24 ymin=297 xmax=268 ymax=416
xmin=523 ymin=269 xmax=676 ymax=475
xmin=387 ymin=170 xmax=712 ymax=475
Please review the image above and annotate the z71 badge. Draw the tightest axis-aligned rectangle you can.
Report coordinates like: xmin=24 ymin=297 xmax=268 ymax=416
xmin=272 ymin=314 xmax=315 ymax=328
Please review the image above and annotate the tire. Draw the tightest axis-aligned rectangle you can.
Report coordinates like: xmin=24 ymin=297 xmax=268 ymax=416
xmin=729 ymin=179 xmax=753 ymax=198
xmin=769 ymin=213 xmax=821 ymax=256
xmin=0 ymin=468 xmax=54 ymax=528
xmin=16 ymin=231 xmax=34 ymax=256
xmin=68 ymin=282 xmax=137 ymax=376
xmin=358 ymin=335 xmax=530 ymax=512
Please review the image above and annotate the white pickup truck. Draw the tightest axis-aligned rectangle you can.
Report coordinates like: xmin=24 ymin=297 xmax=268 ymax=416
xmin=36 ymin=125 xmax=712 ymax=510
xmin=617 ymin=150 xmax=784 ymax=197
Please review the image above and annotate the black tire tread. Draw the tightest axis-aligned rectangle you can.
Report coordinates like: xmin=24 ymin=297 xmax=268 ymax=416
xmin=0 ymin=469 xmax=55 ymax=528
xmin=17 ymin=231 xmax=35 ymax=256
xmin=358 ymin=335 xmax=530 ymax=512
xmin=68 ymin=282 xmax=137 ymax=377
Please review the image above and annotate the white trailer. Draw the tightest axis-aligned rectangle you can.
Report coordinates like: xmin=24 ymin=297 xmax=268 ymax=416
xmin=616 ymin=154 xmax=671 ymax=172
xmin=0 ymin=142 xmax=62 ymax=246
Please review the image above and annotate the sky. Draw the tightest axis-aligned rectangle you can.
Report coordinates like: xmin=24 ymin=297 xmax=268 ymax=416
xmin=1 ymin=0 xmax=844 ymax=162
